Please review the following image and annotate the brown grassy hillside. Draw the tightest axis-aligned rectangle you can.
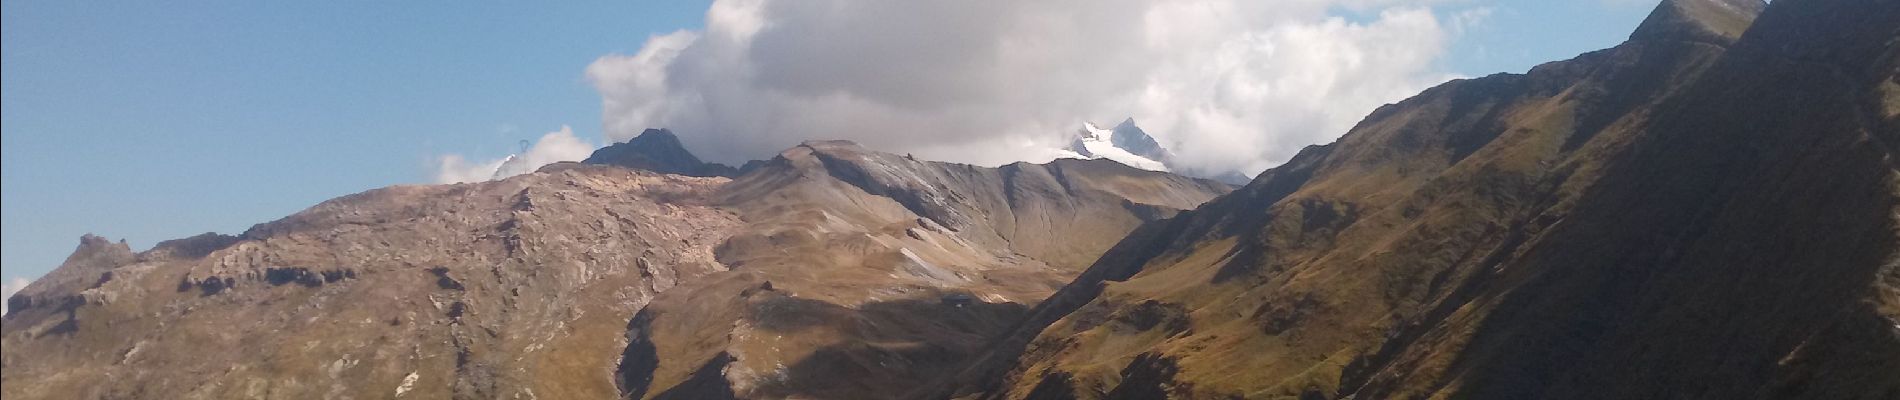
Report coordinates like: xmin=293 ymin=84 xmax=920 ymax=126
xmin=941 ymin=0 xmax=1900 ymax=398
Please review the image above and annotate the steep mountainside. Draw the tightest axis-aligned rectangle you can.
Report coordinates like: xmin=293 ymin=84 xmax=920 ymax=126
xmin=940 ymin=0 xmax=1900 ymax=399
xmin=615 ymin=140 xmax=1231 ymax=399
xmin=0 ymin=139 xmax=1229 ymax=399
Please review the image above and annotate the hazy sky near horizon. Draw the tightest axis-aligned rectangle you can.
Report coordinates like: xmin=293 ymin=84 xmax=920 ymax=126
xmin=2 ymin=0 xmax=1668 ymax=286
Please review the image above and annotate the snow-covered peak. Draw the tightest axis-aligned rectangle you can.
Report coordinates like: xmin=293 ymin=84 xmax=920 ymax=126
xmin=1045 ymin=118 xmax=1251 ymax=184
xmin=1061 ymin=120 xmax=1173 ymax=172
xmin=1081 ymin=122 xmax=1115 ymax=141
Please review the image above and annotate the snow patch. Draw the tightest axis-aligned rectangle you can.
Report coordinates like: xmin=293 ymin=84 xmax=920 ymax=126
xmin=1061 ymin=122 xmax=1170 ymax=171
xmin=395 ymin=371 xmax=419 ymax=397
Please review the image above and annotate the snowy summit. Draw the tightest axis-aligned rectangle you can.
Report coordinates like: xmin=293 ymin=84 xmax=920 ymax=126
xmin=1057 ymin=118 xmax=1174 ymax=172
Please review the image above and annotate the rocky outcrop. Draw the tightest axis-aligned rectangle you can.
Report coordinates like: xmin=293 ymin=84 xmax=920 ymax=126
xmin=946 ymin=0 xmax=1900 ymax=399
xmin=140 ymin=232 xmax=242 ymax=262
xmin=4 ymin=235 xmax=135 ymax=318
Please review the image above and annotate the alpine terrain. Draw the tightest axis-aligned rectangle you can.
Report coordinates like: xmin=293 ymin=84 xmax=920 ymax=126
xmin=929 ymin=0 xmax=1900 ymax=398
xmin=4 ymin=0 xmax=1897 ymax=399
xmin=0 ymin=129 xmax=1229 ymax=399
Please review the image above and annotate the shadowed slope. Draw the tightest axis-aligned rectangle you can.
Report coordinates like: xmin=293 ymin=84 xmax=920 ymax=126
xmin=938 ymin=0 xmax=1900 ymax=398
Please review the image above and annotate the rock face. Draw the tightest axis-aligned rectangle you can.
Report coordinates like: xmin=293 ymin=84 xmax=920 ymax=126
xmin=585 ymin=128 xmax=743 ymax=178
xmin=2 ymin=235 xmax=139 ymax=334
xmin=0 ymin=138 xmax=1230 ymax=399
xmin=941 ymin=0 xmax=1900 ymax=399
xmin=2 ymin=167 xmax=743 ymax=399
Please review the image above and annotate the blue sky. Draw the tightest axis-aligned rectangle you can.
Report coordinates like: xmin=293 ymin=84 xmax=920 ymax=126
xmin=1 ymin=1 xmax=1662 ymax=283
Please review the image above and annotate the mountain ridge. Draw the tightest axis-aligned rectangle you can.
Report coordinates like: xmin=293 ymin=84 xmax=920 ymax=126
xmin=0 ymin=134 xmax=1231 ymax=399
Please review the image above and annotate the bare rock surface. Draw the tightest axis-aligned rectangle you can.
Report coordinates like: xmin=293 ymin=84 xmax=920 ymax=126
xmin=0 ymin=139 xmax=1230 ymax=400
xmin=3 ymin=166 xmax=743 ymax=399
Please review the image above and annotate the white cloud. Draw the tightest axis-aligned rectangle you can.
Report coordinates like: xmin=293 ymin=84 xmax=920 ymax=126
xmin=434 ymin=125 xmax=597 ymax=184
xmin=434 ymin=155 xmax=510 ymax=184
xmin=588 ymin=0 xmax=1475 ymax=176
xmin=2 ymin=276 xmax=32 ymax=315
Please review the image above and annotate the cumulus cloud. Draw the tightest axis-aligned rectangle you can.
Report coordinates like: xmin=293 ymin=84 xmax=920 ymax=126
xmin=588 ymin=0 xmax=1478 ymax=176
xmin=434 ymin=125 xmax=597 ymax=183
xmin=2 ymin=276 xmax=31 ymax=315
